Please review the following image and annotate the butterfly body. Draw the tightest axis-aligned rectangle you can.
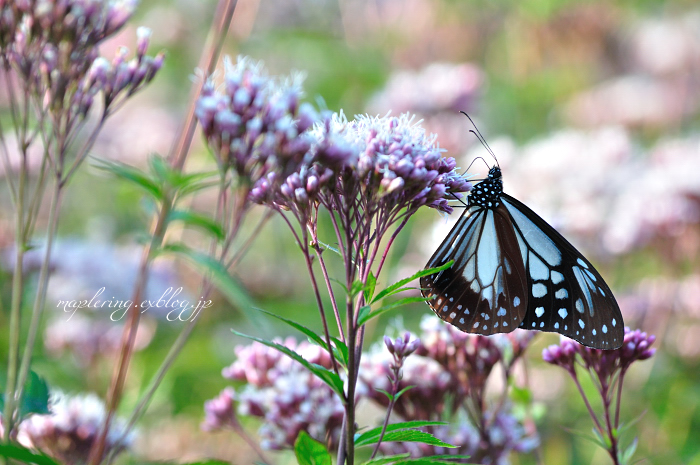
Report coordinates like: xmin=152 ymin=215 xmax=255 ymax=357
xmin=421 ymin=166 xmax=624 ymax=349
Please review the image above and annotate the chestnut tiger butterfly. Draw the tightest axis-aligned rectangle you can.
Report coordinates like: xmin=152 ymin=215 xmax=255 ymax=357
xmin=420 ymin=116 xmax=624 ymax=349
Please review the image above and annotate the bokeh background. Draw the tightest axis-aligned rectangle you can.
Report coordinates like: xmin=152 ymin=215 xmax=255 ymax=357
xmin=2 ymin=0 xmax=700 ymax=464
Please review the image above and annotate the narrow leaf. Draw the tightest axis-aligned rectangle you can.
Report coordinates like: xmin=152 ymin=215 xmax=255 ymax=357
xmin=0 ymin=444 xmax=60 ymax=465
xmin=294 ymin=431 xmax=332 ymax=465
xmin=158 ymin=244 xmax=254 ymax=314
xmin=374 ymin=430 xmax=455 ymax=448
xmin=167 ymin=210 xmax=225 ymax=241
xmin=355 ymin=421 xmax=447 ymax=446
xmin=330 ymin=336 xmax=349 ymax=367
xmin=253 ymin=308 xmax=330 ymax=354
xmin=364 ymin=271 xmax=377 ymax=302
xmin=372 ymin=261 xmax=453 ymax=304
xmin=231 ymin=330 xmax=345 ymax=399
xmin=361 ymin=454 xmax=411 ymax=465
xmin=621 ymin=437 xmax=638 ymax=465
xmin=93 ymin=159 xmax=162 ymax=200
xmin=358 ymin=296 xmax=429 ymax=326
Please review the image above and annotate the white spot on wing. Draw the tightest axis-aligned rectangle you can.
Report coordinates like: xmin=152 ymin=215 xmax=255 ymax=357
xmin=497 ymin=307 xmax=507 ymax=317
xmin=577 ymin=258 xmax=589 ymax=269
xmin=555 ymin=288 xmax=568 ymax=299
xmin=551 ymin=271 xmax=564 ymax=284
xmin=612 ymin=318 xmax=616 ymax=327
xmin=513 ymin=296 xmax=521 ymax=307
xmin=528 ymin=252 xmax=549 ymax=280
xmin=476 ymin=211 xmax=500 ymax=286
xmin=578 ymin=319 xmax=585 ymax=329
xmin=450 ymin=312 xmax=456 ymax=319
xmin=532 ymin=283 xmax=547 ymax=298
xmin=535 ymin=307 xmax=545 ymax=318
xmin=558 ymin=308 xmax=568 ymax=319
xmin=554 ymin=322 xmax=559 ymax=329
xmin=603 ymin=325 xmax=608 ymax=333
xmin=575 ymin=299 xmax=584 ymax=313
xmin=592 ymin=329 xmax=597 ymax=336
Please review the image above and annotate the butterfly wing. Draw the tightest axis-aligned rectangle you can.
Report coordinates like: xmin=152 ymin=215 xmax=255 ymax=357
xmin=420 ymin=203 xmax=528 ymax=335
xmin=501 ymin=193 xmax=624 ymax=349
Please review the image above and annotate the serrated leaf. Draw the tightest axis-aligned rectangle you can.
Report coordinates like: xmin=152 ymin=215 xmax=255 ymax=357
xmin=372 ymin=261 xmax=453 ymax=304
xmin=94 ymin=159 xmax=162 ymax=200
xmin=377 ymin=430 xmax=455 ymax=448
xmin=393 ymin=454 xmax=472 ymax=465
xmin=294 ymin=431 xmax=332 ymax=465
xmin=364 ymin=272 xmax=377 ymax=302
xmin=0 ymin=443 xmax=60 ymax=465
xmin=231 ymin=330 xmax=345 ymax=399
xmin=167 ymin=209 xmax=224 ymax=241
xmin=361 ymin=453 xmax=411 ymax=465
xmin=158 ymin=243 xmax=254 ymax=314
xmin=355 ymin=421 xmax=448 ymax=446
xmin=358 ymin=296 xmax=429 ymax=326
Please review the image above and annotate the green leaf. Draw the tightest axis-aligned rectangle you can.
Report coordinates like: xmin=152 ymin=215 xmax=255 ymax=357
xmin=392 ymin=454 xmax=472 ymax=464
xmin=358 ymin=296 xmax=429 ymax=326
xmin=294 ymin=431 xmax=332 ymax=465
xmin=361 ymin=453 xmax=411 ymax=465
xmin=93 ymin=158 xmax=162 ymax=200
xmin=364 ymin=271 xmax=377 ymax=302
xmin=231 ymin=330 xmax=345 ymax=399
xmin=0 ymin=443 xmax=60 ymax=465
xmin=330 ymin=336 xmax=349 ymax=367
xmin=253 ymin=308 xmax=327 ymax=350
xmin=365 ymin=430 xmax=455 ymax=449
xmin=394 ymin=385 xmax=415 ymax=400
xmin=167 ymin=209 xmax=225 ymax=241
xmin=510 ymin=385 xmax=532 ymax=405
xmin=19 ymin=370 xmax=50 ymax=418
xmin=350 ymin=279 xmax=365 ymax=298
xmin=148 ymin=154 xmax=173 ymax=185
xmin=372 ymin=261 xmax=453 ymax=304
xmin=355 ymin=421 xmax=447 ymax=447
xmin=158 ymin=243 xmax=254 ymax=314
xmin=620 ymin=437 xmax=638 ymax=465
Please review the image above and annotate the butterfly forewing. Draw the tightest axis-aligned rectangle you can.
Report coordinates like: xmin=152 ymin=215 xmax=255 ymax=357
xmin=501 ymin=194 xmax=624 ymax=349
xmin=420 ymin=203 xmax=528 ymax=335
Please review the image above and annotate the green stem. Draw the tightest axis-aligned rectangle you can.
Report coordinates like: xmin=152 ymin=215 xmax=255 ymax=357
xmin=15 ymin=177 xmax=63 ymax=406
xmin=3 ymin=156 xmax=27 ymax=440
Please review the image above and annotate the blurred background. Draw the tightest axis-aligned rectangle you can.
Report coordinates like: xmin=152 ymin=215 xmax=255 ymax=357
xmin=1 ymin=0 xmax=699 ymax=464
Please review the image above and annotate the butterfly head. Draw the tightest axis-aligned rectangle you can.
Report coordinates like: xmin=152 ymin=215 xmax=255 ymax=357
xmin=469 ymin=166 xmax=503 ymax=209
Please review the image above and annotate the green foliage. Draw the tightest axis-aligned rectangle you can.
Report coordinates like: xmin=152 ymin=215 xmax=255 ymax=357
xmin=0 ymin=443 xmax=60 ymax=465
xmin=355 ymin=421 xmax=450 ymax=447
xmin=231 ymin=329 xmax=345 ymax=400
xmin=0 ymin=370 xmax=50 ymax=421
xmin=294 ymin=431 xmax=333 ymax=465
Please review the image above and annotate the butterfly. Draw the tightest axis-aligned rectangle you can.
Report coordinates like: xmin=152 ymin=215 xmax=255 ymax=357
xmin=420 ymin=128 xmax=624 ymax=349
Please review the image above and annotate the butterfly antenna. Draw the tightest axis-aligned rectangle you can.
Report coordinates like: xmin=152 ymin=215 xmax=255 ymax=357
xmin=464 ymin=156 xmax=490 ymax=176
xmin=460 ymin=111 xmax=499 ymax=168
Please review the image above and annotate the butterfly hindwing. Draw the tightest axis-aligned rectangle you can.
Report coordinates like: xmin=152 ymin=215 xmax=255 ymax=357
xmin=420 ymin=203 xmax=528 ymax=335
xmin=501 ymin=193 xmax=624 ymax=349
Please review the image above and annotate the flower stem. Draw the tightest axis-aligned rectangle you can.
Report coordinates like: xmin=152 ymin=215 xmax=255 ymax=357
xmin=15 ymin=177 xmax=62 ymax=405
xmin=3 ymin=154 xmax=28 ymax=440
